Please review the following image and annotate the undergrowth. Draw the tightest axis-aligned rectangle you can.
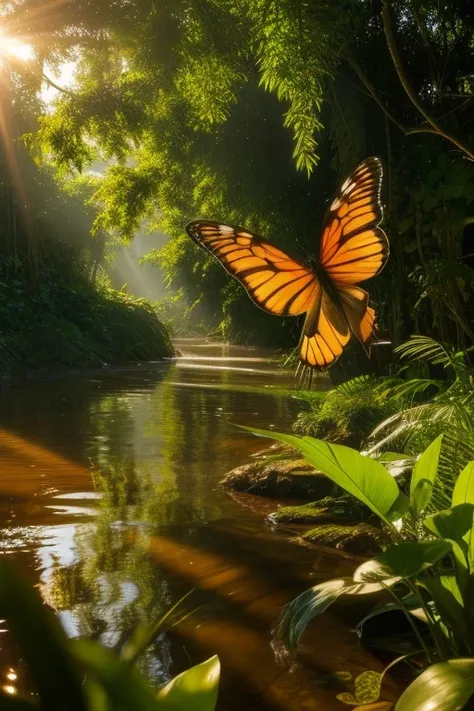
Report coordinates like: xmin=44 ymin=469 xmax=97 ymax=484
xmin=293 ymin=375 xmax=399 ymax=447
xmin=0 ymin=251 xmax=173 ymax=373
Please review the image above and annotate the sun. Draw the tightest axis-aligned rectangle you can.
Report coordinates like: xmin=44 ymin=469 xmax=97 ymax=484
xmin=0 ymin=29 xmax=34 ymax=62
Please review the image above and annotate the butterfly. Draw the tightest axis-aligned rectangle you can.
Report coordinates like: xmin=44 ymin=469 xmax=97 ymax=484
xmin=186 ymin=157 xmax=389 ymax=377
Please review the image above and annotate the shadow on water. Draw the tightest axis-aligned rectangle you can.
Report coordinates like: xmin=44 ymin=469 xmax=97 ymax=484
xmin=0 ymin=340 xmax=398 ymax=708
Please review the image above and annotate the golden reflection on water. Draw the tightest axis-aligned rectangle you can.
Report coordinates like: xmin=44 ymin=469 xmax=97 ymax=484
xmin=0 ymin=341 xmax=398 ymax=709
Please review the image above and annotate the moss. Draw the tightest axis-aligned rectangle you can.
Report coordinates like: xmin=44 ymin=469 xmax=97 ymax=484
xmin=270 ymin=494 xmax=370 ymax=524
xmin=301 ymin=522 xmax=384 ymax=554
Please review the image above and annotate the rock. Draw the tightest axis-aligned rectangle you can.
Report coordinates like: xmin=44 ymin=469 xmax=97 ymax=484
xmin=269 ymin=494 xmax=370 ymax=524
xmin=220 ymin=459 xmax=335 ymax=499
xmin=301 ymin=522 xmax=384 ymax=554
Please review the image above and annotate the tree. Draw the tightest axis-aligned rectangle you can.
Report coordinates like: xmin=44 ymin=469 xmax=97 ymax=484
xmin=4 ymin=0 xmax=474 ymax=354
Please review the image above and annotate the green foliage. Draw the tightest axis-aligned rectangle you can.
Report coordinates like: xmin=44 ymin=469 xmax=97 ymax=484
xmin=4 ymin=0 xmax=474 ymax=355
xmin=394 ymin=659 xmax=474 ymax=711
xmin=0 ymin=560 xmax=220 ymax=711
xmin=248 ymin=426 xmax=474 ymax=697
xmin=0 ymin=252 xmax=172 ymax=373
xmin=293 ymin=376 xmax=398 ymax=446
xmin=367 ymin=336 xmax=474 ymax=507
xmin=244 ymin=426 xmax=400 ymax=524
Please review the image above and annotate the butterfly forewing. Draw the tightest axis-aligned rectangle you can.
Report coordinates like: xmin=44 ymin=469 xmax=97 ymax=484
xmin=186 ymin=221 xmax=319 ymax=316
xmin=320 ymin=157 xmax=389 ymax=286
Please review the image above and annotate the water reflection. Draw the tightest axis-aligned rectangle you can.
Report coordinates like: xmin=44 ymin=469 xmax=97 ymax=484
xmin=0 ymin=341 xmax=398 ymax=708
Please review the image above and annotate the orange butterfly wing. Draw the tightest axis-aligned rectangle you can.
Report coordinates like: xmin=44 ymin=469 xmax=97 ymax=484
xmin=186 ymin=221 xmax=319 ymax=316
xmin=320 ymin=157 xmax=389 ymax=286
xmin=299 ymin=157 xmax=388 ymax=368
xmin=186 ymin=158 xmax=388 ymax=372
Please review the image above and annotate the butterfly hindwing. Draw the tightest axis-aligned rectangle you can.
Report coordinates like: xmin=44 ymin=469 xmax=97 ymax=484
xmin=321 ymin=157 xmax=389 ymax=287
xmin=186 ymin=220 xmax=319 ymax=316
xmin=299 ymin=287 xmax=350 ymax=368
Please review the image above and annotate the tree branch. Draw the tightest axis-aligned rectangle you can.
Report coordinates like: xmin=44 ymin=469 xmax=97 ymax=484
xmin=382 ymin=0 xmax=474 ymax=161
xmin=41 ymin=73 xmax=75 ymax=97
xmin=344 ymin=54 xmax=407 ymax=135
xmin=345 ymin=54 xmax=444 ymax=139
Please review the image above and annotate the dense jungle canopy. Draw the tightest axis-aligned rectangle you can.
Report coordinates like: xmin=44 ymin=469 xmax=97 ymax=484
xmin=1 ymin=0 xmax=474 ymax=372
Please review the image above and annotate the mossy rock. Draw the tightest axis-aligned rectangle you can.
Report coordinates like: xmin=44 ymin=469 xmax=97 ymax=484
xmin=270 ymin=494 xmax=370 ymax=524
xmin=301 ymin=522 xmax=384 ymax=554
xmin=220 ymin=459 xmax=335 ymax=499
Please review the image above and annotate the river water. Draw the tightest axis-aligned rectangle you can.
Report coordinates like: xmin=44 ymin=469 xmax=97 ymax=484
xmin=0 ymin=340 xmax=398 ymax=708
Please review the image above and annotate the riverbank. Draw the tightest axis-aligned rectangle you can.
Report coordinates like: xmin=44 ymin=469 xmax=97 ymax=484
xmin=0 ymin=258 xmax=173 ymax=373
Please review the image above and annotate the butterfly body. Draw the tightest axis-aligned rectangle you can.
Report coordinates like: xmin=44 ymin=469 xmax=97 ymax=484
xmin=186 ymin=157 xmax=389 ymax=371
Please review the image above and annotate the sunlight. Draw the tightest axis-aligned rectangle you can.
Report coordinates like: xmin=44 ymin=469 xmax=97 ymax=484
xmin=0 ymin=29 xmax=34 ymax=62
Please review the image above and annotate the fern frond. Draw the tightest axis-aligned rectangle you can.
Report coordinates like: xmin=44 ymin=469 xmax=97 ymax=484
xmin=335 ymin=375 xmax=373 ymax=397
xmin=376 ymin=377 xmax=443 ymax=401
xmin=395 ymin=335 xmax=452 ymax=368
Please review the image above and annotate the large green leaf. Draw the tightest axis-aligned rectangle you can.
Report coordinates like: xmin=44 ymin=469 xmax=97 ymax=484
xmin=453 ymin=464 xmax=474 ymax=568
xmin=0 ymin=561 xmax=86 ymax=711
xmin=425 ymin=504 xmax=473 ymax=577
xmin=395 ymin=659 xmax=474 ymax=711
xmin=354 ymin=541 xmax=452 ymax=582
xmin=0 ymin=695 xmax=38 ymax=710
xmin=453 ymin=462 xmax=474 ymax=506
xmin=73 ymin=640 xmax=159 ymax=711
xmin=410 ymin=435 xmax=443 ymax=514
xmin=278 ymin=577 xmax=388 ymax=650
xmin=156 ymin=656 xmax=220 ymax=711
xmin=243 ymin=427 xmax=399 ymax=524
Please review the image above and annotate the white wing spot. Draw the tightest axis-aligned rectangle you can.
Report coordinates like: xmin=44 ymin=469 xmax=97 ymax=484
xmin=219 ymin=225 xmax=234 ymax=234
xmin=330 ymin=198 xmax=341 ymax=210
xmin=342 ymin=181 xmax=355 ymax=195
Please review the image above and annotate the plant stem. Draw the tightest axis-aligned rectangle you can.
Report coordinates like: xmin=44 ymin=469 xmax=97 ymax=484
xmin=405 ymin=580 xmax=446 ymax=661
xmin=383 ymin=583 xmax=433 ymax=664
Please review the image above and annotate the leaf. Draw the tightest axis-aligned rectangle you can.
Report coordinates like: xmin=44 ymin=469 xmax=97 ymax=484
xmin=410 ymin=480 xmax=434 ymax=517
xmin=425 ymin=504 xmax=473 ymax=545
xmin=387 ymin=491 xmax=410 ymax=522
xmin=0 ymin=695 xmax=38 ymax=710
xmin=394 ymin=659 xmax=474 ymax=710
xmin=424 ymin=504 xmax=473 ymax=572
xmin=335 ymin=671 xmax=353 ymax=682
xmin=336 ymin=692 xmax=359 ymax=705
xmin=453 ymin=462 xmax=474 ymax=506
xmin=278 ymin=578 xmax=388 ymax=650
xmin=355 ymin=671 xmax=383 ymax=704
xmin=0 ymin=561 xmax=86 ymax=711
xmin=452 ymin=463 xmax=474 ymax=568
xmin=354 ymin=541 xmax=452 ymax=582
xmin=356 ymin=595 xmax=426 ymax=636
xmin=156 ymin=656 xmax=220 ymax=711
xmin=409 ymin=435 xmax=443 ymax=513
xmin=242 ymin=427 xmax=399 ymax=524
xmin=73 ymin=640 xmax=159 ymax=711
xmin=421 ymin=575 xmax=467 ymax=651
xmin=121 ymin=590 xmax=195 ymax=665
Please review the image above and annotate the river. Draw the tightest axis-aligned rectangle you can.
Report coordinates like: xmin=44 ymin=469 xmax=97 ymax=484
xmin=0 ymin=339 xmax=398 ymax=709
